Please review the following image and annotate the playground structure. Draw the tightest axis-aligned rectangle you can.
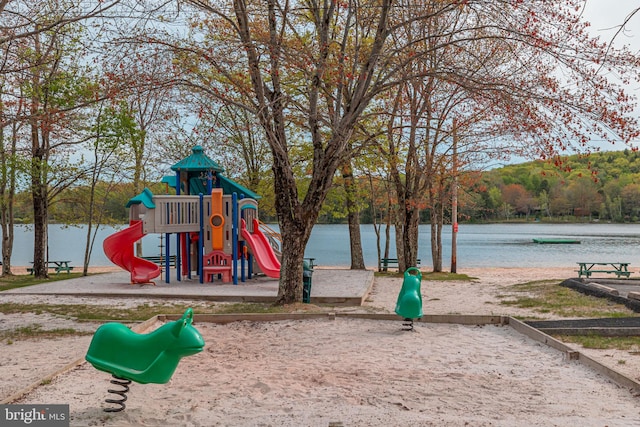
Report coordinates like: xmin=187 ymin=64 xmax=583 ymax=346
xmin=103 ymin=145 xmax=281 ymax=285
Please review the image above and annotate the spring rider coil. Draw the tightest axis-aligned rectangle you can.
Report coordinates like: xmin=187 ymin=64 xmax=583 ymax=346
xmin=395 ymin=267 xmax=423 ymax=331
xmin=85 ymin=308 xmax=205 ymax=412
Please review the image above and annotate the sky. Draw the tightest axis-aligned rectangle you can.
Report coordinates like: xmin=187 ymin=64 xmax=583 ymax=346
xmin=498 ymin=0 xmax=640 ymax=167
xmin=489 ymin=0 xmax=640 ymax=169
xmin=582 ymin=0 xmax=640 ymax=53
xmin=581 ymin=0 xmax=640 ymax=149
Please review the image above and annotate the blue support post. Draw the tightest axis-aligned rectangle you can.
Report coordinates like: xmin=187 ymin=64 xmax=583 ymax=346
xmin=186 ymin=232 xmax=192 ymax=280
xmin=176 ymin=232 xmax=181 ymax=282
xmin=232 ymin=192 xmax=238 ymax=285
xmin=240 ymin=241 xmax=246 ymax=283
xmin=164 ymin=234 xmax=171 ymax=280
xmin=199 ymin=193 xmax=204 ymax=284
xmin=165 ymin=233 xmax=170 ymax=283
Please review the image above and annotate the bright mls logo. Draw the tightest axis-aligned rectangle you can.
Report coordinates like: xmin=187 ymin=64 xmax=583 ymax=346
xmin=0 ymin=404 xmax=69 ymax=426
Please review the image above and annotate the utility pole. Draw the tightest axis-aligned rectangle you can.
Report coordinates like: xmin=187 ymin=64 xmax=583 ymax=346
xmin=451 ymin=119 xmax=458 ymax=273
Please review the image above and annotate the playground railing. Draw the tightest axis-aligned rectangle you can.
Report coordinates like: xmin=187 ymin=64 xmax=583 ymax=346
xmin=152 ymin=195 xmax=202 ymax=233
xmin=259 ymin=221 xmax=282 ymax=253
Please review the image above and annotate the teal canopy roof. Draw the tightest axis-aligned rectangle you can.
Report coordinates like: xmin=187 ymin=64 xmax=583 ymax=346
xmin=160 ymin=174 xmax=261 ymax=199
xmin=161 ymin=176 xmax=175 ymax=186
xmin=219 ymin=175 xmax=261 ymax=200
xmin=126 ymin=188 xmax=156 ymax=208
xmin=171 ymin=145 xmax=224 ymax=172
xmin=165 ymin=145 xmax=260 ymax=199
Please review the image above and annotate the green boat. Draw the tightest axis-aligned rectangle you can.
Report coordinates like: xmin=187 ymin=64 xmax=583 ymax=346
xmin=532 ymin=238 xmax=581 ymax=244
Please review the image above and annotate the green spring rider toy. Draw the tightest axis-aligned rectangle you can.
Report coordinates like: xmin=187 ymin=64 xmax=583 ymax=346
xmin=85 ymin=308 xmax=205 ymax=412
xmin=395 ymin=267 xmax=423 ymax=331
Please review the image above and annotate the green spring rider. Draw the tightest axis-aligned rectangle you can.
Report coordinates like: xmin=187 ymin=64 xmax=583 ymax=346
xmin=85 ymin=308 xmax=205 ymax=412
xmin=395 ymin=267 xmax=423 ymax=331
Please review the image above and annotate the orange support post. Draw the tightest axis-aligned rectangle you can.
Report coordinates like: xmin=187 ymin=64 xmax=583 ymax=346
xmin=209 ymin=189 xmax=224 ymax=251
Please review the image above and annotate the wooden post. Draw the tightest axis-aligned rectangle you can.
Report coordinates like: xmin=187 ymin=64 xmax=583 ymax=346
xmin=451 ymin=119 xmax=458 ymax=274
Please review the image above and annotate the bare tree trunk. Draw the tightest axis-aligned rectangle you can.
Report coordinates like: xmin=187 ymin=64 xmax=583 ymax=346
xmin=429 ymin=189 xmax=445 ymax=272
xmin=368 ymin=175 xmax=383 ymax=272
xmin=347 ymin=211 xmax=365 ymax=269
xmin=401 ymin=207 xmax=421 ymax=270
xmin=0 ymin=117 xmax=17 ymax=276
xmin=30 ymin=90 xmax=48 ymax=276
xmin=29 ymin=28 xmax=49 ymax=278
xmin=272 ymin=157 xmax=313 ymax=303
xmin=31 ymin=144 xmax=49 ymax=278
xmin=342 ymin=162 xmax=365 ymax=270
xmin=382 ymin=207 xmax=392 ymax=272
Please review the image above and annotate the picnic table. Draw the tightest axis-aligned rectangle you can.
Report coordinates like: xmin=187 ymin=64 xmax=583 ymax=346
xmin=27 ymin=260 xmax=74 ymax=275
xmin=576 ymin=262 xmax=631 ymax=279
xmin=380 ymin=258 xmax=421 ymax=271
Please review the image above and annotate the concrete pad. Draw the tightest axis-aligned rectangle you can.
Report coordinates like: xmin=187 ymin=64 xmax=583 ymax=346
xmin=2 ymin=268 xmax=374 ymax=306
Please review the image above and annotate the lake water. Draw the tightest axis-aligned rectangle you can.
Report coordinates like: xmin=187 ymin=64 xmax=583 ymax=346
xmin=7 ymin=223 xmax=640 ymax=269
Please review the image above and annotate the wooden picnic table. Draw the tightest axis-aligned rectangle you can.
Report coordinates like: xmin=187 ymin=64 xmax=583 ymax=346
xmin=576 ymin=262 xmax=631 ymax=278
xmin=28 ymin=260 xmax=74 ymax=275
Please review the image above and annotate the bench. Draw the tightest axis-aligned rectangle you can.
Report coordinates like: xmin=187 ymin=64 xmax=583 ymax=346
xmin=142 ymin=255 xmax=176 ymax=268
xmin=28 ymin=261 xmax=74 ymax=275
xmin=203 ymin=250 xmax=232 ymax=283
xmin=380 ymin=258 xmax=421 ymax=271
xmin=576 ymin=262 xmax=631 ymax=279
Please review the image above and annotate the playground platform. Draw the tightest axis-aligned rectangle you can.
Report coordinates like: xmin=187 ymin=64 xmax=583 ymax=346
xmin=4 ymin=268 xmax=375 ymax=306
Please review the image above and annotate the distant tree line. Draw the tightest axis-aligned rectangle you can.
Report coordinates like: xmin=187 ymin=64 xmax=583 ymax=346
xmin=462 ymin=150 xmax=640 ymax=223
xmin=16 ymin=149 xmax=640 ymax=226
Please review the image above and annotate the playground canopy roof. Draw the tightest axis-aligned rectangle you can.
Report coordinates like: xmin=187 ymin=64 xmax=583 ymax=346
xmin=126 ymin=188 xmax=155 ymax=208
xmin=162 ymin=173 xmax=261 ymax=200
xmin=167 ymin=146 xmax=261 ymax=199
xmin=171 ymin=145 xmax=224 ymax=173
xmin=218 ymin=175 xmax=261 ymax=200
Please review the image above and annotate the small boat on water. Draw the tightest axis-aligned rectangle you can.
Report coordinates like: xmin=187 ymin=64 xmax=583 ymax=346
xmin=532 ymin=238 xmax=581 ymax=244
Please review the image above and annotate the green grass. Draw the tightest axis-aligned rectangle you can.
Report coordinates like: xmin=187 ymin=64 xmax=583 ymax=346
xmin=553 ymin=334 xmax=640 ymax=351
xmin=0 ymin=301 xmax=301 ymax=323
xmin=0 ymin=272 xmax=89 ymax=291
xmin=0 ymin=301 xmax=302 ymax=343
xmin=499 ymin=279 xmax=638 ymax=319
xmin=501 ymin=280 xmax=640 ymax=352
xmin=0 ymin=324 xmax=89 ymax=342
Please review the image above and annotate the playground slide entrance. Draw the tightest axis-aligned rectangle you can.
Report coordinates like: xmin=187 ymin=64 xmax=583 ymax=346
xmin=103 ymin=220 xmax=161 ymax=284
xmin=241 ymin=219 xmax=281 ymax=278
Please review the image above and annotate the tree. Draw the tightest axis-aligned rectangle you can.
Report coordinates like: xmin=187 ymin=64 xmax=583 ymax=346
xmin=567 ymin=177 xmax=602 ymax=219
xmin=77 ymin=101 xmax=137 ymax=275
xmin=173 ymin=0 xmax=407 ymax=303
xmin=25 ymin=26 xmax=97 ymax=277
xmin=0 ymin=81 xmax=24 ymax=275
xmin=621 ymin=183 xmax=640 ymax=220
xmin=0 ymin=0 xmax=126 ymax=277
xmin=502 ymin=184 xmax=531 ymax=216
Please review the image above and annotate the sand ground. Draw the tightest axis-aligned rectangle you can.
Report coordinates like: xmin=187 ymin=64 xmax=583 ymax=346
xmin=2 ymin=266 xmax=640 ymax=426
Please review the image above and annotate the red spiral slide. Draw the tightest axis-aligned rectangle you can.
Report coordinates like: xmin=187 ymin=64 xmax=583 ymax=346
xmin=103 ymin=220 xmax=161 ymax=284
